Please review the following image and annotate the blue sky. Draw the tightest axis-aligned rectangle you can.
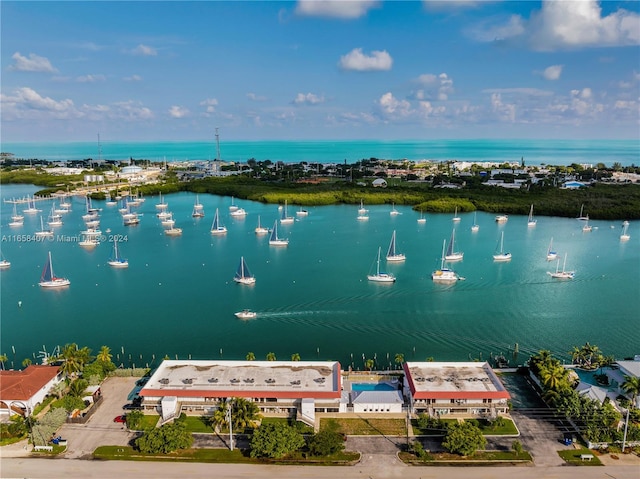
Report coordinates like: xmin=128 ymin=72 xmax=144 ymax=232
xmin=1 ymin=1 xmax=639 ymax=141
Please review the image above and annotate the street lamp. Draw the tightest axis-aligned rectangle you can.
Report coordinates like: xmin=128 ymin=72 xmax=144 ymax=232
xmin=226 ymin=398 xmax=234 ymax=451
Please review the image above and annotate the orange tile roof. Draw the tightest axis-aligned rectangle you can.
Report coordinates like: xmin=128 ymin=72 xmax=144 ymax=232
xmin=0 ymin=365 xmax=60 ymax=401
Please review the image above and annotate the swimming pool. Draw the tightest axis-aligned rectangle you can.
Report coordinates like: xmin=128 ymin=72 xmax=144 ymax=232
xmin=352 ymin=382 xmax=396 ymax=391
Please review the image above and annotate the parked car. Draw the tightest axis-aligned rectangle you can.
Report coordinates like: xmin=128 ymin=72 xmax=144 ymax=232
xmin=113 ymin=415 xmax=126 ymax=423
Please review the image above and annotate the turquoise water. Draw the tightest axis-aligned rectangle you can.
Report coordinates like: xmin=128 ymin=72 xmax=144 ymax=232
xmin=352 ymin=383 xmax=397 ymax=392
xmin=1 ymin=183 xmax=638 ymax=370
xmin=3 ymin=139 xmax=639 ymax=166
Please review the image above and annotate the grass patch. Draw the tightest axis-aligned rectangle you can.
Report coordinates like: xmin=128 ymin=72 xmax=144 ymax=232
xmin=0 ymin=434 xmax=27 ymax=447
xmin=400 ymin=450 xmax=532 ymax=465
xmin=32 ymin=444 xmax=67 ymax=455
xmin=260 ymin=417 xmax=314 ymax=434
xmin=32 ymin=395 xmax=56 ymax=416
xmin=180 ymin=416 xmax=212 ymax=433
xmin=410 ymin=419 xmax=447 ymax=436
xmin=137 ymin=415 xmax=160 ymax=430
xmin=558 ymin=449 xmax=603 ymax=466
xmin=476 ymin=418 xmax=519 ymax=435
xmin=321 ymin=418 xmax=406 ymax=436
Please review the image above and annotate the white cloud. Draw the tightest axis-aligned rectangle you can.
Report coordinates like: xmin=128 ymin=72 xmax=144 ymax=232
xmin=295 ymin=0 xmax=379 ymax=19
xmin=1 ymin=87 xmax=78 ymax=119
xmin=423 ymin=0 xmax=488 ymax=10
xmin=76 ymin=74 xmax=106 ymax=83
xmin=339 ymin=48 xmax=392 ymax=71
xmin=417 ymin=73 xmax=438 ymax=85
xmin=110 ymin=101 xmax=154 ymax=121
xmin=169 ymin=105 xmax=189 ymax=118
xmin=131 ymin=44 xmax=157 ymax=56
xmin=293 ymin=92 xmax=325 ymax=105
xmin=483 ymin=88 xmax=553 ymax=97
xmin=415 ymin=72 xmax=454 ymax=100
xmin=9 ymin=52 xmax=58 ymax=73
xmin=468 ymin=15 xmax=526 ymax=43
xmin=199 ymin=98 xmax=218 ymax=115
xmin=542 ymin=64 xmax=563 ymax=80
xmin=490 ymin=93 xmax=516 ymax=122
xmin=247 ymin=92 xmax=267 ymax=102
xmin=376 ymin=92 xmax=413 ymax=120
xmin=123 ymin=74 xmax=143 ymax=82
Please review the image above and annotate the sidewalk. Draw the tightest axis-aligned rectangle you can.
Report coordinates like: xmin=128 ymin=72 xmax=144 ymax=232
xmin=0 ymin=438 xmax=32 ymax=458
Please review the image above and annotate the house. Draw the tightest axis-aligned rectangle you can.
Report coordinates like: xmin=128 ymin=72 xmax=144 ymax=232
xmin=403 ymin=362 xmax=510 ymax=418
xmin=606 ymin=359 xmax=640 ymax=408
xmin=0 ymin=365 xmax=63 ymax=416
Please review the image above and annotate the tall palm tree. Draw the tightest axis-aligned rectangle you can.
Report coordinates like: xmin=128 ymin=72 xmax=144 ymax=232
xmin=291 ymin=353 xmax=301 ymax=361
xmin=364 ymin=358 xmax=375 ymax=371
xmin=394 ymin=353 xmax=404 ymax=369
xmin=541 ymin=364 xmax=568 ymax=391
xmin=22 ymin=358 xmax=32 ymax=368
xmin=266 ymin=352 xmax=276 ymax=361
xmin=210 ymin=401 xmax=229 ymax=431
xmin=97 ymin=345 xmax=112 ymax=363
xmin=246 ymin=352 xmax=256 ymax=361
xmin=232 ymin=397 xmax=261 ymax=430
xmin=0 ymin=353 xmax=7 ymax=370
xmin=60 ymin=344 xmax=83 ymax=378
xmin=621 ymin=375 xmax=640 ymax=407
xmin=68 ymin=379 xmax=88 ymax=398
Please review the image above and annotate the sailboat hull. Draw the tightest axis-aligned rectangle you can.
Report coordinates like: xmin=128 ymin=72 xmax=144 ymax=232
xmin=367 ymin=274 xmax=396 ymax=282
xmin=39 ymin=279 xmax=70 ymax=288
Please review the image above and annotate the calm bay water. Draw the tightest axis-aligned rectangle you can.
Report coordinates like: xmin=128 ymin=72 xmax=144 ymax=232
xmin=3 ymin=139 xmax=639 ymax=166
xmin=1 ymin=183 xmax=638 ymax=370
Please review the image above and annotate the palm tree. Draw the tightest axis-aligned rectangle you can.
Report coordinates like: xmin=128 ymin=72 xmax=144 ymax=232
xmin=364 ymin=358 xmax=375 ymax=371
xmin=60 ymin=344 xmax=83 ymax=378
xmin=621 ymin=375 xmax=640 ymax=407
xmin=22 ymin=358 xmax=32 ymax=368
xmin=210 ymin=401 xmax=229 ymax=431
xmin=394 ymin=353 xmax=404 ymax=369
xmin=246 ymin=352 xmax=256 ymax=361
xmin=541 ymin=364 xmax=568 ymax=391
xmin=68 ymin=379 xmax=88 ymax=398
xmin=0 ymin=353 xmax=7 ymax=370
xmin=232 ymin=397 xmax=261 ymax=430
xmin=291 ymin=353 xmax=301 ymax=361
xmin=97 ymin=345 xmax=112 ymax=363
xmin=266 ymin=352 xmax=276 ymax=361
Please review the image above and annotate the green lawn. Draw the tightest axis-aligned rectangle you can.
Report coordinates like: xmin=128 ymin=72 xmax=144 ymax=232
xmin=181 ymin=416 xmax=212 ymax=433
xmin=558 ymin=449 xmax=603 ymax=466
xmin=260 ymin=417 xmax=314 ymax=434
xmin=399 ymin=450 xmax=532 ymax=464
xmin=137 ymin=415 xmax=160 ymax=430
xmin=476 ymin=418 xmax=519 ymax=435
xmin=321 ymin=418 xmax=406 ymax=436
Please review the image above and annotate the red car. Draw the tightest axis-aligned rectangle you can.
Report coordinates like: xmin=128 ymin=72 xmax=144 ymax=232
xmin=113 ymin=415 xmax=126 ymax=423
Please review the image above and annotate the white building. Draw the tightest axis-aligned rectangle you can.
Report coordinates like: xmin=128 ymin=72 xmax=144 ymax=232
xmin=0 ymin=365 xmax=63 ymax=417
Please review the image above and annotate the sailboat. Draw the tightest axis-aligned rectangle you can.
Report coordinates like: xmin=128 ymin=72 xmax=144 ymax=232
xmin=367 ymin=247 xmax=396 ymax=282
xmin=35 ymin=216 xmax=54 ymax=238
xmin=358 ymin=200 xmax=367 ymax=215
xmin=210 ymin=208 xmax=227 ymax=235
xmin=280 ymin=200 xmax=294 ymax=224
xmin=471 ymin=211 xmax=479 ymax=232
xmin=386 ymin=230 xmax=406 ymax=262
xmin=229 ymin=196 xmax=238 ymax=212
xmin=432 ymin=239 xmax=460 ymax=283
xmin=47 ymin=206 xmax=63 ymax=227
xmin=192 ymin=195 xmax=204 ymax=218
xmin=417 ymin=209 xmax=426 ymax=224
xmin=296 ymin=206 xmax=309 ymax=216
xmin=547 ymin=253 xmax=575 ymax=280
xmin=582 ymin=218 xmax=592 ymax=232
xmin=9 ymin=203 xmax=24 ymax=227
xmin=268 ymin=220 xmax=289 ymax=246
xmin=108 ymin=238 xmax=129 ymax=268
xmin=495 ymin=214 xmax=508 ymax=223
xmin=156 ymin=192 xmax=168 ymax=210
xmin=39 ymin=251 xmax=70 ymax=288
xmin=389 ymin=203 xmax=401 ymax=216
xmin=444 ymin=229 xmax=463 ymax=262
xmin=492 ymin=231 xmax=512 ymax=261
xmin=546 ymin=237 xmax=558 ymax=261
xmin=527 ymin=204 xmax=537 ymax=227
xmin=234 ymin=256 xmax=256 ymax=285
xmin=23 ymin=197 xmax=40 ymax=214
xmin=0 ymin=252 xmax=10 ymax=269
xmin=452 ymin=207 xmax=461 ymax=222
xmin=255 ymin=215 xmax=269 ymax=235
xmin=79 ymin=229 xmax=100 ymax=249
xmin=230 ymin=206 xmax=247 ymax=217
xmin=620 ymin=221 xmax=631 ymax=242
xmin=161 ymin=213 xmax=175 ymax=227
xmin=577 ymin=204 xmax=589 ymax=221
xmin=165 ymin=224 xmax=183 ymax=236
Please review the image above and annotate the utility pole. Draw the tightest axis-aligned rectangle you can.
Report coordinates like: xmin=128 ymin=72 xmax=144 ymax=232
xmin=622 ymin=407 xmax=630 ymax=452
xmin=226 ymin=398 xmax=234 ymax=451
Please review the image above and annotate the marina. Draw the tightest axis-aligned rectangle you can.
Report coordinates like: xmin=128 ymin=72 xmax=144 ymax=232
xmin=0 ymin=183 xmax=638 ymax=370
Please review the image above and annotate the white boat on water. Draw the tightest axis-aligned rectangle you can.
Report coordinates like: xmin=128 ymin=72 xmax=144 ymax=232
xmin=546 ymin=237 xmax=558 ymax=261
xmin=108 ymin=238 xmax=129 ymax=268
xmin=229 ymin=196 xmax=238 ymax=212
xmin=620 ymin=221 xmax=631 ymax=241
xmin=280 ymin=200 xmax=294 ymax=224
xmin=471 ymin=211 xmax=479 ymax=232
xmin=432 ymin=239 xmax=461 ymax=283
xmin=230 ymin=207 xmax=247 ymax=217
xmin=296 ymin=207 xmax=309 ymax=216
xmin=161 ymin=214 xmax=175 ymax=227
xmin=452 ymin=207 xmax=461 ymax=223
xmin=123 ymin=213 xmax=140 ymax=226
xmin=165 ymin=225 xmax=183 ymax=236
xmin=358 ymin=200 xmax=368 ymax=215
xmin=444 ymin=229 xmax=463 ymax=262
xmin=78 ymin=236 xmax=99 ymax=249
xmin=0 ymin=254 xmax=10 ymax=269
xmin=577 ymin=204 xmax=589 ymax=221
xmin=35 ymin=216 xmax=54 ymax=238
xmin=417 ymin=210 xmax=426 ymax=224
xmin=39 ymin=251 xmax=70 ymax=288
xmin=11 ymin=203 xmax=24 ymax=222
xmin=23 ymin=197 xmax=40 ymax=215
xmin=234 ymin=256 xmax=256 ymax=285
xmin=492 ymin=231 xmax=512 ymax=262
xmin=210 ymin=208 xmax=227 ymax=235
xmin=527 ymin=204 xmax=537 ymax=227
xmin=582 ymin=218 xmax=592 ymax=232
xmin=547 ymin=253 xmax=574 ymax=280
xmin=389 ymin=203 xmax=401 ymax=216
xmin=495 ymin=214 xmax=508 ymax=223
xmin=192 ymin=195 xmax=205 ymax=218
xmin=255 ymin=216 xmax=269 ymax=235
xmin=268 ymin=220 xmax=289 ymax=246
xmin=368 ymin=247 xmax=396 ymax=283
xmin=235 ymin=309 xmax=257 ymax=319
xmin=386 ymin=230 xmax=406 ymax=262
xmin=156 ymin=192 xmax=168 ymax=210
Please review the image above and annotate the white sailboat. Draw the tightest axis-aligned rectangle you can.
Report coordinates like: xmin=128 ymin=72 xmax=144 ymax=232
xmin=229 ymin=196 xmax=238 ymax=212
xmin=39 ymin=251 xmax=70 ymax=288
xmin=389 ymin=203 xmax=401 ymax=216
xmin=492 ymin=231 xmax=512 ymax=262
xmin=165 ymin=224 xmax=183 ymax=236
xmin=230 ymin=207 xmax=247 ymax=217
xmin=11 ymin=203 xmax=24 ymax=222
xmin=280 ymin=200 xmax=294 ymax=224
xmin=417 ymin=209 xmax=426 ymax=224
xmin=367 ymin=247 xmax=396 ymax=283
xmin=432 ymin=239 xmax=460 ymax=283
xmin=234 ymin=256 xmax=256 ymax=285
xmin=582 ymin=218 xmax=592 ymax=232
xmin=358 ymin=200 xmax=367 ymax=215
xmin=156 ymin=192 xmax=168 ymax=210
xmin=546 ymin=237 xmax=558 ymax=261
xmin=471 ymin=211 xmax=479 ymax=232
xmin=23 ymin=197 xmax=40 ymax=215
xmin=35 ymin=216 xmax=54 ymax=238
xmin=268 ymin=220 xmax=289 ymax=246
xmin=620 ymin=221 xmax=630 ymax=242
xmin=547 ymin=253 xmax=574 ymax=280
xmin=495 ymin=214 xmax=508 ymax=223
xmin=577 ymin=204 xmax=589 ymax=221
xmin=386 ymin=230 xmax=406 ymax=262
xmin=210 ymin=208 xmax=227 ymax=235
xmin=108 ymin=238 xmax=129 ymax=268
xmin=296 ymin=207 xmax=309 ymax=216
xmin=192 ymin=195 xmax=204 ymax=218
xmin=527 ymin=204 xmax=537 ymax=227
xmin=161 ymin=213 xmax=175 ymax=227
xmin=47 ymin=206 xmax=63 ymax=227
xmin=452 ymin=207 xmax=461 ymax=222
xmin=255 ymin=215 xmax=269 ymax=235
xmin=444 ymin=229 xmax=463 ymax=262
xmin=0 ymin=252 xmax=10 ymax=269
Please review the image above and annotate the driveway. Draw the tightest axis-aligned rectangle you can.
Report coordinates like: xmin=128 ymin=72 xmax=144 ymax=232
xmin=57 ymin=376 xmax=139 ymax=458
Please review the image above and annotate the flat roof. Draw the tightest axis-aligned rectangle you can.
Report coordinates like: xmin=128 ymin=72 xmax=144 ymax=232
xmin=404 ymin=362 xmax=510 ymax=400
xmin=0 ymin=365 xmax=60 ymax=402
xmin=616 ymin=360 xmax=640 ymax=379
xmin=140 ymin=360 xmax=342 ymax=400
